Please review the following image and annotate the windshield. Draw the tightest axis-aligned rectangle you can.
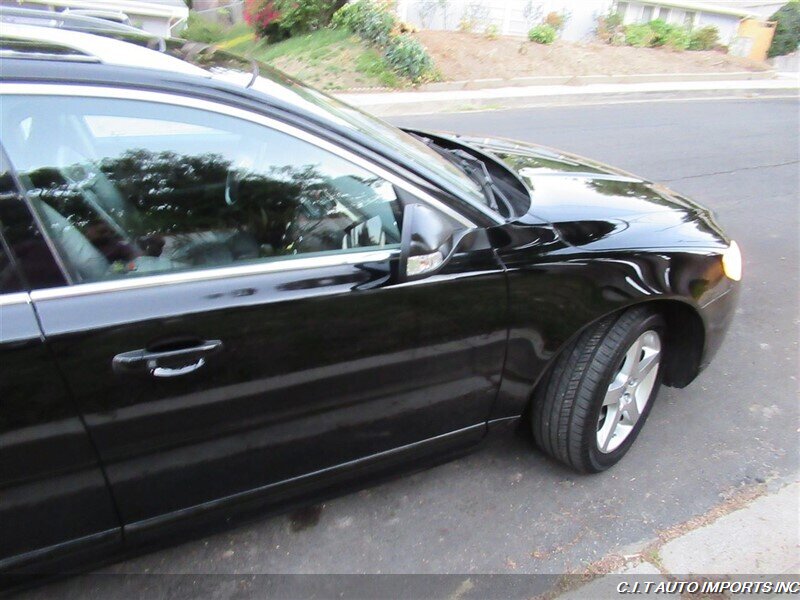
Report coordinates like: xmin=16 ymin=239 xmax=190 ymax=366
xmin=164 ymin=41 xmax=490 ymax=211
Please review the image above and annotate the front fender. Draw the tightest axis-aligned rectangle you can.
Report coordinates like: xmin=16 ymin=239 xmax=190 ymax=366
xmin=491 ymin=242 xmax=737 ymax=420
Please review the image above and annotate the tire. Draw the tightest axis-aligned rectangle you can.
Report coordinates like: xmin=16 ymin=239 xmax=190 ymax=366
xmin=531 ymin=306 xmax=666 ymax=473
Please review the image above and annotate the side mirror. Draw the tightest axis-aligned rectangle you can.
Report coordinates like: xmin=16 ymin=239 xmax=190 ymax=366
xmin=398 ymin=203 xmax=459 ymax=282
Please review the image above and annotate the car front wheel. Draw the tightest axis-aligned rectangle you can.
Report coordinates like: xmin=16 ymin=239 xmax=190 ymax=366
xmin=532 ymin=306 xmax=665 ymax=473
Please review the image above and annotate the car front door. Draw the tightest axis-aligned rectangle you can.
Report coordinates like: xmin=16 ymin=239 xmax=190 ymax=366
xmin=1 ymin=86 xmax=507 ymax=534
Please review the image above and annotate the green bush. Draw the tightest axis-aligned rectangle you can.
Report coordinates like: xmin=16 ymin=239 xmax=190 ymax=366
xmin=619 ymin=19 xmax=693 ymax=51
xmin=663 ymin=26 xmax=690 ymax=50
xmin=648 ymin=19 xmax=688 ymax=49
xmin=384 ymin=35 xmax=437 ymax=82
xmin=528 ymin=24 xmax=557 ymax=44
xmin=275 ymin=0 xmax=343 ymax=34
xmin=688 ymin=25 xmax=719 ymax=50
xmin=647 ymin=19 xmax=672 ymax=45
xmin=484 ymin=23 xmax=500 ymax=40
xmin=624 ymin=23 xmax=656 ymax=47
xmin=331 ymin=0 xmax=437 ymax=83
xmin=596 ymin=10 xmax=624 ymax=45
xmin=768 ymin=1 xmax=800 ymax=58
xmin=180 ymin=12 xmax=227 ymax=43
xmin=332 ymin=0 xmax=394 ymax=46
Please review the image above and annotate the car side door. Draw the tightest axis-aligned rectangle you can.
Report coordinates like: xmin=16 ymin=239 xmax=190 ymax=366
xmin=1 ymin=86 xmax=507 ymax=535
xmin=0 ymin=157 xmax=121 ymax=572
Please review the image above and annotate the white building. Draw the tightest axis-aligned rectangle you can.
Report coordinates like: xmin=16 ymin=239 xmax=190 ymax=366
xmin=395 ymin=0 xmax=766 ymax=44
xmin=0 ymin=0 xmax=189 ymax=36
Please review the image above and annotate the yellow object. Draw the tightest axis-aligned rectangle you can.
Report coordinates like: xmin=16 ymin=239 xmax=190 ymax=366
xmin=735 ymin=19 xmax=777 ymax=62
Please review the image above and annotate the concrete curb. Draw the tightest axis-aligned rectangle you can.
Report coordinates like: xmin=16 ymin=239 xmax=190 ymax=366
xmin=337 ymin=78 xmax=800 ymax=116
xmin=416 ymin=70 xmax=777 ymax=92
xmin=554 ymin=479 xmax=800 ymax=599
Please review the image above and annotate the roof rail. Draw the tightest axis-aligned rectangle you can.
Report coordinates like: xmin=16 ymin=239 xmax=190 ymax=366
xmin=0 ymin=23 xmax=206 ymax=77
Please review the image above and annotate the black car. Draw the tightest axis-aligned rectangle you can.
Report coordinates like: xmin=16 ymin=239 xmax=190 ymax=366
xmin=0 ymin=22 xmax=741 ymax=577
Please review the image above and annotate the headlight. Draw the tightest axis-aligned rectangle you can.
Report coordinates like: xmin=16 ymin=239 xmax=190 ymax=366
xmin=722 ymin=240 xmax=742 ymax=281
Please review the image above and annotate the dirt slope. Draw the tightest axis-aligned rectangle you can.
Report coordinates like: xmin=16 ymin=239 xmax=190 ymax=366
xmin=416 ymin=31 xmax=770 ymax=81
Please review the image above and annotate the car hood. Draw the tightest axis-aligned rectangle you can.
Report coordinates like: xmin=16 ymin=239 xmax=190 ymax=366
xmin=443 ymin=134 xmax=729 ymax=250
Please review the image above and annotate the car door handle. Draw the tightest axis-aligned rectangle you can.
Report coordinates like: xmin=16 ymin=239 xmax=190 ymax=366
xmin=112 ymin=340 xmax=223 ymax=378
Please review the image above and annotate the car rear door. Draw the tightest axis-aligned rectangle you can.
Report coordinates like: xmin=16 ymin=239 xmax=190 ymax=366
xmin=0 ymin=155 xmax=120 ymax=571
xmin=1 ymin=86 xmax=507 ymax=534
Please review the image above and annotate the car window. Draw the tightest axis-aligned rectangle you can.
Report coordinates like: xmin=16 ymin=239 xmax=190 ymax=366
xmin=1 ymin=95 xmax=403 ymax=284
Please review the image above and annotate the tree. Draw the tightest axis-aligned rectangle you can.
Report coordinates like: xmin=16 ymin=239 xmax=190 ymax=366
xmin=768 ymin=1 xmax=800 ymax=58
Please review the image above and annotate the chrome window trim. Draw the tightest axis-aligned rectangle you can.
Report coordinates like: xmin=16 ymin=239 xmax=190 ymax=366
xmin=0 ymin=83 xmax=477 ymax=230
xmin=0 ymin=291 xmax=31 ymax=307
xmin=29 ymin=249 xmax=398 ymax=301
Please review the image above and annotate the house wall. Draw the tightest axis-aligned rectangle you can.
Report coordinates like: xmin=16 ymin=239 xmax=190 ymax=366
xmin=396 ymin=0 xmax=614 ymax=41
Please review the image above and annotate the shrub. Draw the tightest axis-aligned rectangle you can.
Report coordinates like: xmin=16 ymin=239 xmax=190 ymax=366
xmin=332 ymin=0 xmax=393 ymax=46
xmin=544 ymin=10 xmax=570 ymax=33
xmin=246 ymin=0 xmax=343 ymax=38
xmin=528 ymin=24 xmax=557 ymax=44
xmin=646 ymin=19 xmax=671 ymax=45
xmin=688 ymin=25 xmax=719 ymax=50
xmin=384 ymin=35 xmax=438 ymax=82
xmin=663 ymin=27 xmax=690 ymax=50
xmin=484 ymin=23 xmax=499 ymax=39
xmin=276 ymin=0 xmax=344 ymax=34
xmin=624 ymin=23 xmax=656 ymax=47
xmin=244 ymin=0 xmax=281 ymax=37
xmin=180 ymin=12 xmax=227 ymax=43
xmin=768 ymin=1 xmax=800 ymax=58
xmin=457 ymin=16 xmax=475 ymax=33
xmin=596 ymin=10 xmax=624 ymax=45
xmin=332 ymin=0 xmax=438 ymax=83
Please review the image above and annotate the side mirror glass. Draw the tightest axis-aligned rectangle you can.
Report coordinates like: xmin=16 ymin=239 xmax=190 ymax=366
xmin=398 ymin=203 xmax=458 ymax=282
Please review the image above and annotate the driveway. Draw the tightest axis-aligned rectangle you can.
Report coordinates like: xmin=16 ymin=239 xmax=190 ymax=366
xmin=22 ymin=97 xmax=799 ymax=599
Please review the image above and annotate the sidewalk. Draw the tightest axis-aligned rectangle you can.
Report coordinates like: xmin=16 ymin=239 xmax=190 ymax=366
xmin=337 ymin=77 xmax=800 ymax=116
xmin=554 ymin=479 xmax=799 ymax=599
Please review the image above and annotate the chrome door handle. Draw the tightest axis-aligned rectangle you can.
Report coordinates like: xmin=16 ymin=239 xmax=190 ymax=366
xmin=151 ymin=358 xmax=207 ymax=378
xmin=113 ymin=340 xmax=223 ymax=377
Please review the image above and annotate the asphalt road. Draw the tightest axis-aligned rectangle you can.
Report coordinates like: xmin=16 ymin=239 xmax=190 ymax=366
xmin=24 ymin=97 xmax=799 ymax=598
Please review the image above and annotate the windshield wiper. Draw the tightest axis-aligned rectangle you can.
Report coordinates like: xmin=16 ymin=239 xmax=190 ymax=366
xmin=414 ymin=134 xmax=514 ymax=216
xmin=448 ymin=148 xmax=516 ymax=216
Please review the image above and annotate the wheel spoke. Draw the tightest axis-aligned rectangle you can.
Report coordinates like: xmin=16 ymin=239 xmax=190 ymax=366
xmin=621 ymin=338 xmax=642 ymax=377
xmin=598 ymin=408 xmax=618 ymax=452
xmin=603 ymin=373 xmax=626 ymax=406
xmin=599 ymin=427 xmax=614 ymax=452
xmin=636 ymin=351 xmax=659 ymax=381
xmin=623 ymin=395 xmax=640 ymax=424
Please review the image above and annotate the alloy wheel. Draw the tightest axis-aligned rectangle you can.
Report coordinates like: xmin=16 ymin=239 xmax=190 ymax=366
xmin=596 ymin=330 xmax=661 ymax=454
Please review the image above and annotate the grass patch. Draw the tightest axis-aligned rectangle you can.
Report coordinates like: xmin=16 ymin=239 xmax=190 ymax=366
xmin=178 ymin=21 xmax=408 ymax=90
xmin=251 ymin=29 xmax=407 ymax=89
xmin=355 ymin=49 xmax=399 ymax=87
xmin=256 ymin=28 xmax=350 ymax=62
